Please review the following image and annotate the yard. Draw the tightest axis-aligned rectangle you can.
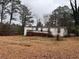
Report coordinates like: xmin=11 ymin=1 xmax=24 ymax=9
xmin=0 ymin=36 xmax=79 ymax=59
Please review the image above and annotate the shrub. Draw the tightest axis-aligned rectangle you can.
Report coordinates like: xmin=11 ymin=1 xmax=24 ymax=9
xmin=0 ymin=23 xmax=22 ymax=36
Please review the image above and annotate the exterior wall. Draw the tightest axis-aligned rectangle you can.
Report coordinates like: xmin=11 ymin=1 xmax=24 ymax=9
xmin=24 ymin=27 xmax=68 ymax=37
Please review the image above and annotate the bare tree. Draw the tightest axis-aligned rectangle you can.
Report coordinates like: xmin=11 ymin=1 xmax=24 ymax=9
xmin=9 ymin=0 xmax=21 ymax=25
xmin=70 ymin=0 xmax=79 ymax=35
xmin=20 ymin=5 xmax=32 ymax=35
xmin=0 ymin=0 xmax=9 ymax=23
xmin=36 ymin=19 xmax=43 ymax=31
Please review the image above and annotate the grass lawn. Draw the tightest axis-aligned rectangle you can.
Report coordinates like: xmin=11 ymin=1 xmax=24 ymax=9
xmin=0 ymin=36 xmax=79 ymax=59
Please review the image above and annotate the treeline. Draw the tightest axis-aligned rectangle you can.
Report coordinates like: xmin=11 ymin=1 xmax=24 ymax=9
xmin=45 ymin=6 xmax=74 ymax=35
xmin=0 ymin=0 xmax=32 ymax=35
xmin=45 ymin=0 xmax=79 ymax=36
xmin=0 ymin=0 xmax=79 ymax=36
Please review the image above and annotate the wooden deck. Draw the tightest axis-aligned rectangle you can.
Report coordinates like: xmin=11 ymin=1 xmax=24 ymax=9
xmin=27 ymin=31 xmax=53 ymax=37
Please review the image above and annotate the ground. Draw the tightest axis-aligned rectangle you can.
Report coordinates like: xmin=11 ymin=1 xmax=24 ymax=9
xmin=0 ymin=36 xmax=79 ymax=59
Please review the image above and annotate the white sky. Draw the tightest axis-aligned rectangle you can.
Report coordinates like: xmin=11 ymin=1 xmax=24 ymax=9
xmin=21 ymin=0 xmax=79 ymax=25
xmin=21 ymin=0 xmax=70 ymax=18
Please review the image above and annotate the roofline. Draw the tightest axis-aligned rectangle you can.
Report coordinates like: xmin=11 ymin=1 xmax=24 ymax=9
xmin=25 ymin=26 xmax=67 ymax=28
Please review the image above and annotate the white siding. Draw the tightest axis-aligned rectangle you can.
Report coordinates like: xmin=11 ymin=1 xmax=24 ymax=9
xmin=50 ymin=28 xmax=58 ymax=36
xmin=24 ymin=27 xmax=67 ymax=37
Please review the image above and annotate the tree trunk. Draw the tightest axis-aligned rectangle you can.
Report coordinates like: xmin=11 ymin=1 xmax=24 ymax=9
xmin=1 ymin=4 xmax=4 ymax=23
xmin=10 ymin=1 xmax=14 ymax=25
xmin=56 ymin=27 xmax=60 ymax=41
xmin=10 ymin=12 xmax=13 ymax=25
xmin=22 ymin=20 xmax=26 ymax=35
xmin=48 ymin=27 xmax=50 ymax=34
